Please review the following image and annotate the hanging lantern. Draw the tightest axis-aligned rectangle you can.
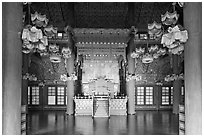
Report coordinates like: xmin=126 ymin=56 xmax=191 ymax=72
xmin=49 ymin=44 xmax=59 ymax=53
xmin=157 ymin=48 xmax=166 ymax=56
xmin=168 ymin=43 xmax=184 ymax=55
xmin=31 ymin=11 xmax=48 ymax=27
xmin=161 ymin=11 xmax=179 ymax=26
xmin=22 ymin=25 xmax=43 ymax=43
xmin=161 ymin=25 xmax=188 ymax=55
xmin=148 ymin=45 xmax=158 ymax=53
xmin=130 ymin=51 xmax=138 ymax=58
xmin=142 ymin=53 xmax=154 ymax=64
xmin=148 ymin=21 xmax=162 ymax=35
xmin=61 ymin=47 xmax=72 ymax=59
xmin=50 ymin=53 xmax=61 ymax=63
xmin=22 ymin=25 xmax=48 ymax=54
xmin=44 ymin=25 xmax=58 ymax=38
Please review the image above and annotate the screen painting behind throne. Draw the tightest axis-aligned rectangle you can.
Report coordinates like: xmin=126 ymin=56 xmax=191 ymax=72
xmin=73 ymin=28 xmax=130 ymax=116
xmin=82 ymin=60 xmax=119 ymax=96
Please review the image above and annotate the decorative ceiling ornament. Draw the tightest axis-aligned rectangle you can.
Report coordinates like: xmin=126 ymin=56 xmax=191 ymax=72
xmin=44 ymin=25 xmax=58 ymax=38
xmin=49 ymin=53 xmax=61 ymax=63
xmin=161 ymin=11 xmax=179 ymax=26
xmin=31 ymin=11 xmax=49 ymax=27
xmin=61 ymin=47 xmax=72 ymax=59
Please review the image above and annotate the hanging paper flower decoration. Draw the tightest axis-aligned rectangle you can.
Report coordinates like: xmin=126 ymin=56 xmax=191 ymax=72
xmin=44 ymin=25 xmax=58 ymax=38
xmin=164 ymin=73 xmax=184 ymax=82
xmin=22 ymin=25 xmax=43 ymax=42
xmin=60 ymin=73 xmax=77 ymax=81
xmin=22 ymin=25 xmax=48 ymax=54
xmin=161 ymin=25 xmax=188 ymax=55
xmin=130 ymin=51 xmax=138 ymax=58
xmin=168 ymin=43 xmax=184 ymax=55
xmin=61 ymin=47 xmax=72 ymax=59
xmin=161 ymin=11 xmax=179 ymax=26
xmin=60 ymin=74 xmax=68 ymax=82
xmin=126 ymin=74 xmax=142 ymax=81
xmin=31 ymin=11 xmax=49 ymax=27
xmin=38 ymin=81 xmax=45 ymax=87
xmin=23 ymin=73 xmax=37 ymax=81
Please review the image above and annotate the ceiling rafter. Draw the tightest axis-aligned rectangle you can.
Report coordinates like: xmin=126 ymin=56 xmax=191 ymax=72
xmin=45 ymin=3 xmax=53 ymax=23
xmin=59 ymin=2 xmax=66 ymax=24
xmin=136 ymin=3 xmax=143 ymax=29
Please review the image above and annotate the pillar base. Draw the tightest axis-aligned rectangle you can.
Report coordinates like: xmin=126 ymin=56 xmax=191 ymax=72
xmin=127 ymin=112 xmax=136 ymax=115
xmin=66 ymin=112 xmax=74 ymax=115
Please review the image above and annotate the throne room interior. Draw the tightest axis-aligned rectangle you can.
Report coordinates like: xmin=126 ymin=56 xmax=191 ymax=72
xmin=2 ymin=2 xmax=202 ymax=135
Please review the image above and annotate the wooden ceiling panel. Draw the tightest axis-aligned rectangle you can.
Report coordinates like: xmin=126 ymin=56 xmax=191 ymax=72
xmin=30 ymin=2 xmax=173 ymax=30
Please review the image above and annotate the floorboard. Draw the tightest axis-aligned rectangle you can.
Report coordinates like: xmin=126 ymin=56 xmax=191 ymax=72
xmin=27 ymin=110 xmax=178 ymax=135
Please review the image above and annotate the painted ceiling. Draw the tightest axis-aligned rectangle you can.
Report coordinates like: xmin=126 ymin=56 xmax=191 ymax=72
xmin=28 ymin=2 xmax=184 ymax=31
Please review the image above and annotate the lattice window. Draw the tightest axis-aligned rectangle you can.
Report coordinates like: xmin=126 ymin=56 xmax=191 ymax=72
xmin=57 ymin=87 xmax=65 ymax=105
xmin=65 ymin=87 xmax=67 ymax=105
xmin=170 ymin=87 xmax=173 ymax=105
xmin=145 ymin=87 xmax=153 ymax=105
xmin=136 ymin=87 xmax=144 ymax=105
xmin=181 ymin=86 xmax=184 ymax=95
xmin=48 ymin=87 xmax=56 ymax=105
xmin=31 ymin=86 xmax=39 ymax=105
xmin=28 ymin=86 xmax=30 ymax=105
xmin=162 ymin=87 xmax=170 ymax=105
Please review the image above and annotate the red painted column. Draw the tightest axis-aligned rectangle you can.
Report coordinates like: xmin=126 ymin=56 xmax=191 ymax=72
xmin=184 ymin=2 xmax=202 ymax=134
xmin=172 ymin=55 xmax=181 ymax=114
xmin=2 ymin=2 xmax=23 ymax=134
xmin=22 ymin=54 xmax=29 ymax=108
xmin=65 ymin=28 xmax=75 ymax=115
xmin=126 ymin=38 xmax=136 ymax=115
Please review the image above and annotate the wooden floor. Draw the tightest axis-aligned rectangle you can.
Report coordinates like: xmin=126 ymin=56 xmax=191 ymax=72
xmin=27 ymin=110 xmax=178 ymax=135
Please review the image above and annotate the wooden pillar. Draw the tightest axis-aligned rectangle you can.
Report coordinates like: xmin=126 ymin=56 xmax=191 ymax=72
xmin=126 ymin=38 xmax=136 ymax=115
xmin=184 ymin=2 xmax=202 ymax=134
xmin=2 ymin=2 xmax=23 ymax=134
xmin=22 ymin=54 xmax=29 ymax=107
xmin=154 ymin=85 xmax=161 ymax=110
xmin=65 ymin=28 xmax=75 ymax=115
xmin=172 ymin=55 xmax=181 ymax=114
